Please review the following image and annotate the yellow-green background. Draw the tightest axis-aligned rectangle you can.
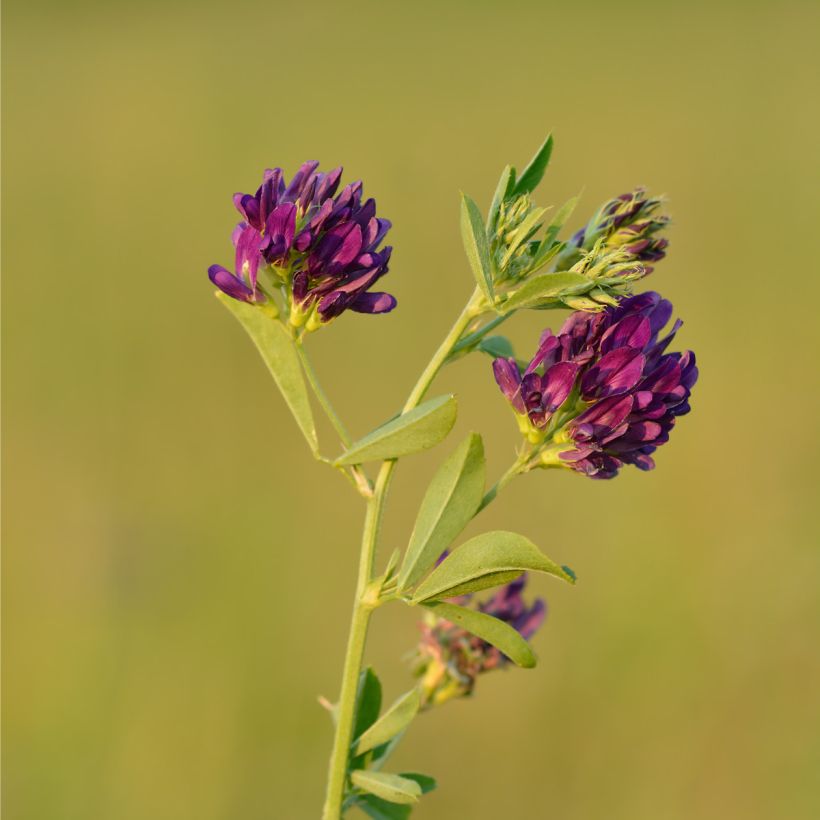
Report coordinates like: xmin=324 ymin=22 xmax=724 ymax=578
xmin=4 ymin=0 xmax=819 ymax=817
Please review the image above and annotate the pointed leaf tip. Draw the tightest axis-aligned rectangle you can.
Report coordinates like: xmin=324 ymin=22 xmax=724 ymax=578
xmin=335 ymin=395 xmax=457 ymax=465
xmin=398 ymin=433 xmax=486 ymax=591
xmin=512 ymin=133 xmax=554 ymax=197
xmin=411 ymin=530 xmax=575 ymax=602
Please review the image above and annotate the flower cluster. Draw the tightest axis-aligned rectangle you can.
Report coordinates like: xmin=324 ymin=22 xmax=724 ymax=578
xmin=414 ymin=576 xmax=545 ymax=707
xmin=561 ymin=187 xmax=670 ymax=272
xmin=208 ymin=162 xmax=395 ymax=327
xmin=493 ymin=291 xmax=698 ymax=479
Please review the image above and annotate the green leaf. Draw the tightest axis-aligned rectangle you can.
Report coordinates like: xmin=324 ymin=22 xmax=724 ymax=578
xmin=334 ymin=395 xmax=457 ymax=465
xmin=477 ymin=335 xmax=515 ymax=359
xmin=487 ymin=164 xmax=516 ymax=231
xmin=398 ymin=434 xmax=486 ymax=591
xmin=355 ymin=773 xmax=436 ymax=820
xmin=511 ymin=133 xmax=554 ymax=197
xmin=354 ymin=689 xmax=420 ymax=755
xmin=460 ymin=194 xmax=494 ymax=301
xmin=216 ymin=293 xmax=318 ymax=452
xmin=421 ymin=601 xmax=536 ymax=668
xmin=500 ymin=271 xmax=590 ymax=313
xmin=352 ymin=668 xmax=382 ymax=740
xmin=542 ymin=195 xmax=579 ymax=246
xmin=351 ymin=771 xmax=422 ymax=805
xmin=411 ymin=530 xmax=576 ymax=603
xmin=356 ymin=797 xmax=411 ymax=820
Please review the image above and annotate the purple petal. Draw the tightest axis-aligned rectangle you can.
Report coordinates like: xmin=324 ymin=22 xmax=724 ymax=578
xmin=493 ymin=358 xmax=525 ymax=413
xmin=541 ymin=361 xmax=579 ymax=412
xmin=581 ymin=347 xmax=645 ymax=399
xmin=349 ymin=291 xmax=397 ymax=314
xmin=234 ymin=226 xmax=264 ymax=290
xmin=208 ymin=265 xmax=253 ymax=302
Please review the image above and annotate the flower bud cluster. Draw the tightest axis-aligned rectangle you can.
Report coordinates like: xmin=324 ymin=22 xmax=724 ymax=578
xmin=561 ymin=187 xmax=670 ymax=273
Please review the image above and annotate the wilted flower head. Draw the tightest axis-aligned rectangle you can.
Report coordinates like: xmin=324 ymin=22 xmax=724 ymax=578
xmin=565 ymin=187 xmax=670 ymax=272
xmin=208 ymin=162 xmax=395 ymax=328
xmin=493 ymin=291 xmax=698 ymax=478
xmin=414 ymin=576 xmax=545 ymax=707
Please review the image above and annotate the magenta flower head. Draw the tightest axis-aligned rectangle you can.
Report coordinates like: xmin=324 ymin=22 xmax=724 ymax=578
xmin=208 ymin=162 xmax=395 ymax=329
xmin=415 ymin=575 xmax=546 ymax=707
xmin=493 ymin=291 xmax=698 ymax=479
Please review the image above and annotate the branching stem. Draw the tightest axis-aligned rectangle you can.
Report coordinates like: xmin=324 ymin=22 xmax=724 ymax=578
xmin=321 ymin=288 xmax=484 ymax=818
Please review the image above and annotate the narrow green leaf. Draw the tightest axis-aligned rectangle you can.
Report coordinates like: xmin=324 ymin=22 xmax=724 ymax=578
xmin=335 ymin=395 xmax=457 ymax=465
xmin=352 ymin=668 xmax=382 ymax=740
xmin=356 ymin=797 xmax=411 ymax=820
xmin=355 ymin=773 xmax=436 ymax=819
xmin=528 ymin=238 xmax=565 ymax=274
xmin=511 ymin=133 xmax=554 ymax=197
xmin=216 ymin=293 xmax=318 ymax=452
xmin=355 ymin=689 xmax=420 ymax=755
xmin=501 ymin=272 xmax=590 ymax=313
xmin=412 ymin=530 xmax=576 ymax=603
xmin=477 ymin=335 xmax=515 ymax=359
xmin=460 ymin=194 xmax=494 ymax=301
xmin=499 ymin=206 xmax=548 ymax=270
xmin=351 ymin=771 xmax=422 ymax=805
xmin=487 ymin=164 xmax=515 ymax=231
xmin=422 ymin=601 xmax=536 ymax=668
xmin=542 ymin=195 xmax=579 ymax=246
xmin=398 ymin=434 xmax=486 ymax=591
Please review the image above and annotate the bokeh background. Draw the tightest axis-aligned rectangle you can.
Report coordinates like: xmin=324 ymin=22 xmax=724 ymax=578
xmin=4 ymin=0 xmax=820 ymax=817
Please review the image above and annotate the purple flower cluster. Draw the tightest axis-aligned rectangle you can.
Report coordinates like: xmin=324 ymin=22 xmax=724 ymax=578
xmin=416 ymin=576 xmax=545 ymax=706
xmin=208 ymin=162 xmax=395 ymax=322
xmin=571 ymin=187 xmax=670 ymax=271
xmin=493 ymin=292 xmax=698 ymax=479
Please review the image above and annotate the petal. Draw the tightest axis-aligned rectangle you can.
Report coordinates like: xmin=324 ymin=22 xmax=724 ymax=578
xmin=349 ymin=291 xmax=397 ymax=314
xmin=600 ymin=314 xmax=651 ymax=354
xmin=284 ymin=160 xmax=320 ymax=200
xmin=492 ymin=358 xmax=525 ymax=413
xmin=541 ymin=361 xmax=579 ymax=412
xmin=208 ymin=265 xmax=254 ymax=302
xmin=525 ymin=331 xmax=559 ymax=375
xmin=581 ymin=348 xmax=645 ymax=399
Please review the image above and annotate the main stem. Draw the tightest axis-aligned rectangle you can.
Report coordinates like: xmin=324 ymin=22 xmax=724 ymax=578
xmin=321 ymin=288 xmax=484 ymax=819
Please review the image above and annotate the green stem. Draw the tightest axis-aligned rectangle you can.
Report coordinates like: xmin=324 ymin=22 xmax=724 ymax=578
xmin=477 ymin=453 xmax=529 ymax=514
xmin=451 ymin=311 xmax=512 ymax=355
xmin=321 ymin=469 xmax=389 ymax=820
xmin=296 ymin=341 xmax=352 ymax=447
xmin=297 ymin=341 xmax=373 ymax=496
xmin=321 ymin=288 xmax=484 ymax=819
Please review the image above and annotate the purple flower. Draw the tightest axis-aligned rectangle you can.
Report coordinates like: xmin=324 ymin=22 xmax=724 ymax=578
xmin=493 ymin=291 xmax=698 ymax=479
xmin=209 ymin=162 xmax=396 ymax=324
xmin=415 ymin=575 xmax=546 ymax=706
xmin=207 ymin=224 xmax=266 ymax=303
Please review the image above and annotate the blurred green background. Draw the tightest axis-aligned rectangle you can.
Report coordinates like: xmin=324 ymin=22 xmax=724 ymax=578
xmin=3 ymin=0 xmax=819 ymax=817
